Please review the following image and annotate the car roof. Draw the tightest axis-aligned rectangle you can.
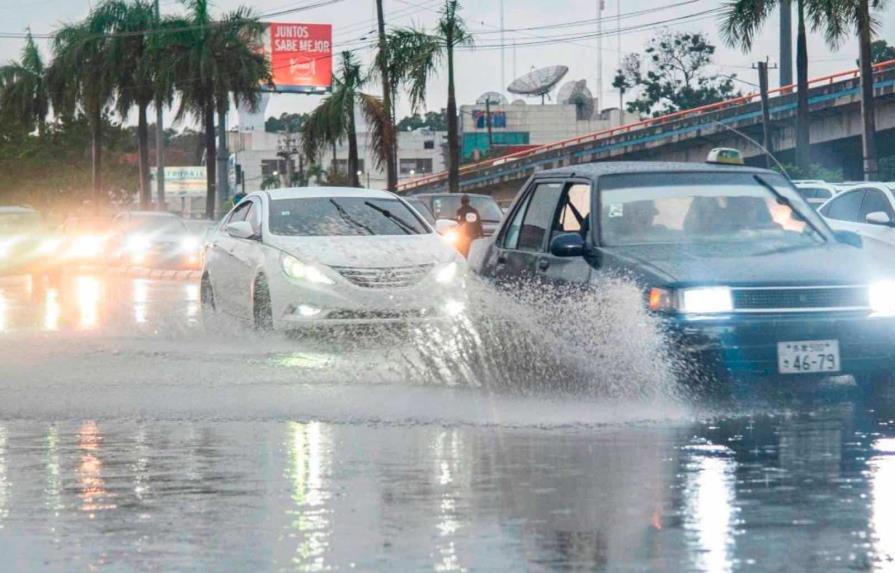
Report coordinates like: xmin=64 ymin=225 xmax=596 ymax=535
xmin=413 ymin=192 xmax=494 ymax=199
xmin=0 ymin=206 xmax=38 ymax=214
xmin=535 ymin=161 xmax=777 ymax=179
xmin=260 ymin=187 xmax=398 ymax=200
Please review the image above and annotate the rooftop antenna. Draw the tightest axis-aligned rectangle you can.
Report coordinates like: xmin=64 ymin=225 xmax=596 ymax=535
xmin=596 ymin=0 xmax=603 ymax=109
xmin=507 ymin=65 xmax=569 ymax=104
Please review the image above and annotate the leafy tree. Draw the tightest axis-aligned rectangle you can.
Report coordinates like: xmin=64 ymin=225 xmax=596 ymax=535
xmin=48 ymin=17 xmax=116 ymax=200
xmin=265 ymin=112 xmax=309 ymax=133
xmin=397 ymin=109 xmax=447 ymax=131
xmin=0 ymin=31 xmax=49 ymax=136
xmin=871 ymin=39 xmax=895 ymax=63
xmin=612 ymin=31 xmax=739 ymax=117
xmin=387 ymin=0 xmax=472 ymax=193
xmin=301 ymin=51 xmax=389 ymax=187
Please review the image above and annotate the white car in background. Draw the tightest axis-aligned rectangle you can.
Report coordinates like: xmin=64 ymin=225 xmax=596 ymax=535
xmin=201 ymin=187 xmax=467 ymax=330
xmin=791 ymin=179 xmax=840 ymax=209
xmin=818 ymin=182 xmax=895 ymax=246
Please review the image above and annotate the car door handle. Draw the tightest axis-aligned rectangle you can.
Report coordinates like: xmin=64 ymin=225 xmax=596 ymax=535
xmin=537 ymin=258 xmax=550 ymax=271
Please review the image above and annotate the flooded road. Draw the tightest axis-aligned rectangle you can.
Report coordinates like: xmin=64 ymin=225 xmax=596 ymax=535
xmin=1 ymin=274 xmax=895 ymax=571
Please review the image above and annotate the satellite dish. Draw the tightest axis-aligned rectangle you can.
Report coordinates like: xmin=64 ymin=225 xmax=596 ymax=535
xmin=476 ymin=91 xmax=508 ymax=105
xmin=558 ymin=79 xmax=595 ymax=120
xmin=511 ymin=99 xmax=526 ymax=106
xmin=507 ymin=65 xmax=569 ymax=103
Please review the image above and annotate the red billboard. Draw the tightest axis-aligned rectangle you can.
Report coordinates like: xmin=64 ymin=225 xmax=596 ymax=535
xmin=263 ymin=23 xmax=332 ymax=94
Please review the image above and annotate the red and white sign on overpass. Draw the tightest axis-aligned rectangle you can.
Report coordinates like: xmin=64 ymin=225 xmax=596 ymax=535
xmin=262 ymin=23 xmax=332 ymax=94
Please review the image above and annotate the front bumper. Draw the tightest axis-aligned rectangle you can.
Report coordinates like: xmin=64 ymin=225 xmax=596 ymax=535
xmin=662 ymin=311 xmax=895 ymax=377
xmin=268 ymin=271 xmax=467 ymax=330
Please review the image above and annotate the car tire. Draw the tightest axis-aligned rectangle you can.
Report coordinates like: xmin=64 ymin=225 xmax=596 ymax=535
xmin=253 ymin=275 xmax=274 ymax=331
xmin=200 ymin=274 xmax=216 ymax=318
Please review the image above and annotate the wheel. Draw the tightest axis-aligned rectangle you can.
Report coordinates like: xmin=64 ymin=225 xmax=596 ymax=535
xmin=200 ymin=274 xmax=216 ymax=319
xmin=253 ymin=275 xmax=274 ymax=331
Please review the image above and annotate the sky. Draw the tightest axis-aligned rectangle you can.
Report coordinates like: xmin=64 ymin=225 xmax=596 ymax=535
xmin=0 ymin=0 xmax=892 ymax=127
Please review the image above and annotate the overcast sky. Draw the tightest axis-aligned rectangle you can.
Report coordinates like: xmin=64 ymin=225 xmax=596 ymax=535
xmin=1 ymin=0 xmax=892 ymax=126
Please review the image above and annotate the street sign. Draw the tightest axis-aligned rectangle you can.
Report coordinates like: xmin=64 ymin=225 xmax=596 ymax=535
xmin=262 ymin=23 xmax=332 ymax=94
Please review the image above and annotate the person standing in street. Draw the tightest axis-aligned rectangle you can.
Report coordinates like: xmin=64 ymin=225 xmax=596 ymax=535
xmin=454 ymin=194 xmax=484 ymax=257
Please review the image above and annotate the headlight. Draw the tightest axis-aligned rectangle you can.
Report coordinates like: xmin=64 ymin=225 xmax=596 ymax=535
xmin=435 ymin=262 xmax=459 ymax=284
xmin=649 ymin=286 xmax=733 ymax=314
xmin=281 ymin=254 xmax=334 ymax=285
xmin=127 ymin=235 xmax=149 ymax=253
xmin=182 ymin=237 xmax=200 ymax=251
xmin=37 ymin=238 xmax=61 ymax=254
xmin=443 ymin=229 xmax=459 ymax=245
xmin=869 ymin=281 xmax=895 ymax=315
xmin=679 ymin=287 xmax=733 ymax=314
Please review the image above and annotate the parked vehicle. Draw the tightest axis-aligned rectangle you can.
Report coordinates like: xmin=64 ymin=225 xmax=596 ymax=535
xmin=471 ymin=156 xmax=895 ymax=389
xmin=201 ymin=187 xmax=467 ymax=330
xmin=111 ymin=211 xmax=201 ymax=269
xmin=818 ymin=182 xmax=895 ymax=247
xmin=792 ymin=179 xmax=840 ymax=209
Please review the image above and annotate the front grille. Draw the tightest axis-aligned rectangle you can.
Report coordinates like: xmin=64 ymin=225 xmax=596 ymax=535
xmin=326 ymin=309 xmax=430 ymax=320
xmin=333 ymin=264 xmax=434 ymax=288
xmin=732 ymin=287 xmax=869 ymax=311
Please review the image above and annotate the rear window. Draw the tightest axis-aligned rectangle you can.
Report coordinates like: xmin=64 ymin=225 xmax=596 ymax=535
xmin=270 ymin=197 xmax=430 ymax=236
xmin=404 ymin=199 xmax=436 ymax=225
xmin=429 ymin=196 xmax=503 ymax=222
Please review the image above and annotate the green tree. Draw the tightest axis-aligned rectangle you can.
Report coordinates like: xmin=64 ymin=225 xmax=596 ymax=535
xmin=814 ymin=0 xmax=889 ymax=179
xmin=48 ymin=17 xmax=116 ymax=200
xmin=871 ymin=39 xmax=895 ymax=63
xmin=301 ymin=51 xmax=390 ymax=187
xmin=0 ymin=31 xmax=49 ymax=136
xmin=387 ymin=0 xmax=472 ymax=193
xmin=612 ymin=31 xmax=739 ymax=117
xmin=397 ymin=109 xmax=447 ymax=131
xmin=265 ymin=112 xmax=309 ymax=133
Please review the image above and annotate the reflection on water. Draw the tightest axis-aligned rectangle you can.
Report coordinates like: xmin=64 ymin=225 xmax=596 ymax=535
xmin=44 ymin=427 xmax=63 ymax=514
xmin=683 ymin=446 xmax=738 ymax=573
xmin=433 ymin=429 xmax=466 ymax=573
xmin=287 ymin=421 xmax=332 ymax=571
xmin=76 ymin=276 xmax=101 ymax=329
xmin=77 ymin=421 xmax=115 ymax=515
xmin=0 ymin=425 xmax=7 ymax=528
xmin=870 ymin=439 xmax=895 ymax=564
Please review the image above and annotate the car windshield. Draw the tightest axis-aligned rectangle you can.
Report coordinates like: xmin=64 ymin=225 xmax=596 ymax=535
xmin=429 ymin=195 xmax=503 ymax=222
xmin=129 ymin=215 xmax=187 ymax=235
xmin=404 ymin=199 xmax=436 ymax=225
xmin=600 ymin=172 xmax=826 ymax=249
xmin=0 ymin=211 xmax=41 ymax=233
xmin=269 ymin=197 xmax=430 ymax=236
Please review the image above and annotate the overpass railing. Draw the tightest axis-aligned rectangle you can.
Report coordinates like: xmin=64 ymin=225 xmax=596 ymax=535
xmin=397 ymin=58 xmax=895 ymax=193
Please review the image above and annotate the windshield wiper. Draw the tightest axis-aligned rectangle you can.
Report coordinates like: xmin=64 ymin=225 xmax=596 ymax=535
xmin=364 ymin=201 xmax=416 ymax=235
xmin=329 ymin=199 xmax=374 ymax=235
xmin=754 ymin=174 xmax=825 ymax=240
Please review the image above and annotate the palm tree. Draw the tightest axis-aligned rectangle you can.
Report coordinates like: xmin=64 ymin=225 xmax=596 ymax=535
xmin=374 ymin=0 xmax=398 ymax=190
xmin=0 ymin=30 xmax=49 ymax=136
xmin=722 ymin=0 xmax=821 ymax=173
xmin=48 ymin=16 xmax=115 ymax=201
xmin=388 ymin=0 xmax=472 ymax=193
xmin=94 ymin=0 xmax=158 ymax=208
xmin=170 ymin=0 xmax=268 ymax=218
xmin=301 ymin=52 xmax=390 ymax=187
xmin=814 ymin=0 xmax=888 ymax=180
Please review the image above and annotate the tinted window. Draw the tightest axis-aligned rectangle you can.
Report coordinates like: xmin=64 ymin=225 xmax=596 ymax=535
xmin=503 ymin=192 xmax=533 ymax=250
xmin=555 ymin=183 xmax=591 ymax=236
xmin=821 ymin=190 xmax=865 ymax=222
xmin=228 ymin=202 xmax=251 ymax=224
xmin=517 ymin=182 xmax=563 ymax=251
xmin=859 ymin=189 xmax=894 ymax=222
xmin=815 ymin=188 xmax=832 ymax=200
xmin=269 ymin=197 xmax=429 ymax=236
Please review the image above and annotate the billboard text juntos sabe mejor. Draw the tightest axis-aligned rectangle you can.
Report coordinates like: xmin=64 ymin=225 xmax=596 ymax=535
xmin=263 ymin=23 xmax=332 ymax=93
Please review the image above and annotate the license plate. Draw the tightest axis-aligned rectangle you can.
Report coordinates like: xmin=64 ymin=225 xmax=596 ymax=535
xmin=777 ymin=340 xmax=840 ymax=374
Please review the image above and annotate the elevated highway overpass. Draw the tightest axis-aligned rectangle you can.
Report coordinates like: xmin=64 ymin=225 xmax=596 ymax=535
xmin=399 ymin=60 xmax=895 ymax=203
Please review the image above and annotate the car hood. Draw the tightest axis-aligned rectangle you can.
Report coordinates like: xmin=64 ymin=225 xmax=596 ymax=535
xmin=604 ymin=241 xmax=895 ymax=286
xmin=266 ymin=233 xmax=457 ymax=268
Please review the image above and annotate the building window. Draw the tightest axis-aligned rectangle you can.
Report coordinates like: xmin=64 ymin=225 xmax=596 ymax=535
xmin=424 ymin=140 xmax=435 ymax=150
xmin=333 ymin=159 xmax=365 ymax=176
xmin=400 ymin=158 xmax=433 ymax=176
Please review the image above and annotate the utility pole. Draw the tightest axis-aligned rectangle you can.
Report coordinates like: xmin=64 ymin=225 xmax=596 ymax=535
xmin=858 ymin=0 xmax=878 ymax=181
xmin=754 ymin=59 xmax=778 ymax=168
xmin=779 ymin=0 xmax=793 ymax=88
xmin=500 ymin=0 xmax=505 ymax=93
xmin=154 ymin=0 xmax=166 ymax=211
xmin=596 ymin=0 xmax=603 ymax=106
xmin=375 ymin=0 xmax=397 ymax=191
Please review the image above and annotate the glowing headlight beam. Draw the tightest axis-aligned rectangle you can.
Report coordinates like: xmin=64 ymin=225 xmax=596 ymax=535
xmin=679 ymin=287 xmax=734 ymax=314
xmin=869 ymin=281 xmax=895 ymax=316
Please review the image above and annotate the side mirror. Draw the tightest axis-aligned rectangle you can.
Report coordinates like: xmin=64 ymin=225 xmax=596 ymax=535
xmin=435 ymin=219 xmax=458 ymax=234
xmin=834 ymin=230 xmax=863 ymax=248
xmin=225 ymin=221 xmax=255 ymax=239
xmin=865 ymin=211 xmax=892 ymax=226
xmin=549 ymin=233 xmax=587 ymax=257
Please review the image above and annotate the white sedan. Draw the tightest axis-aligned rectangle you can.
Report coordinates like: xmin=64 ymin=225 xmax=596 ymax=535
xmin=818 ymin=182 xmax=895 ymax=247
xmin=201 ymin=187 xmax=467 ymax=330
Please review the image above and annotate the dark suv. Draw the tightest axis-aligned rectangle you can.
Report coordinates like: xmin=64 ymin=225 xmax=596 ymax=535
xmin=471 ymin=161 xmax=895 ymax=387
